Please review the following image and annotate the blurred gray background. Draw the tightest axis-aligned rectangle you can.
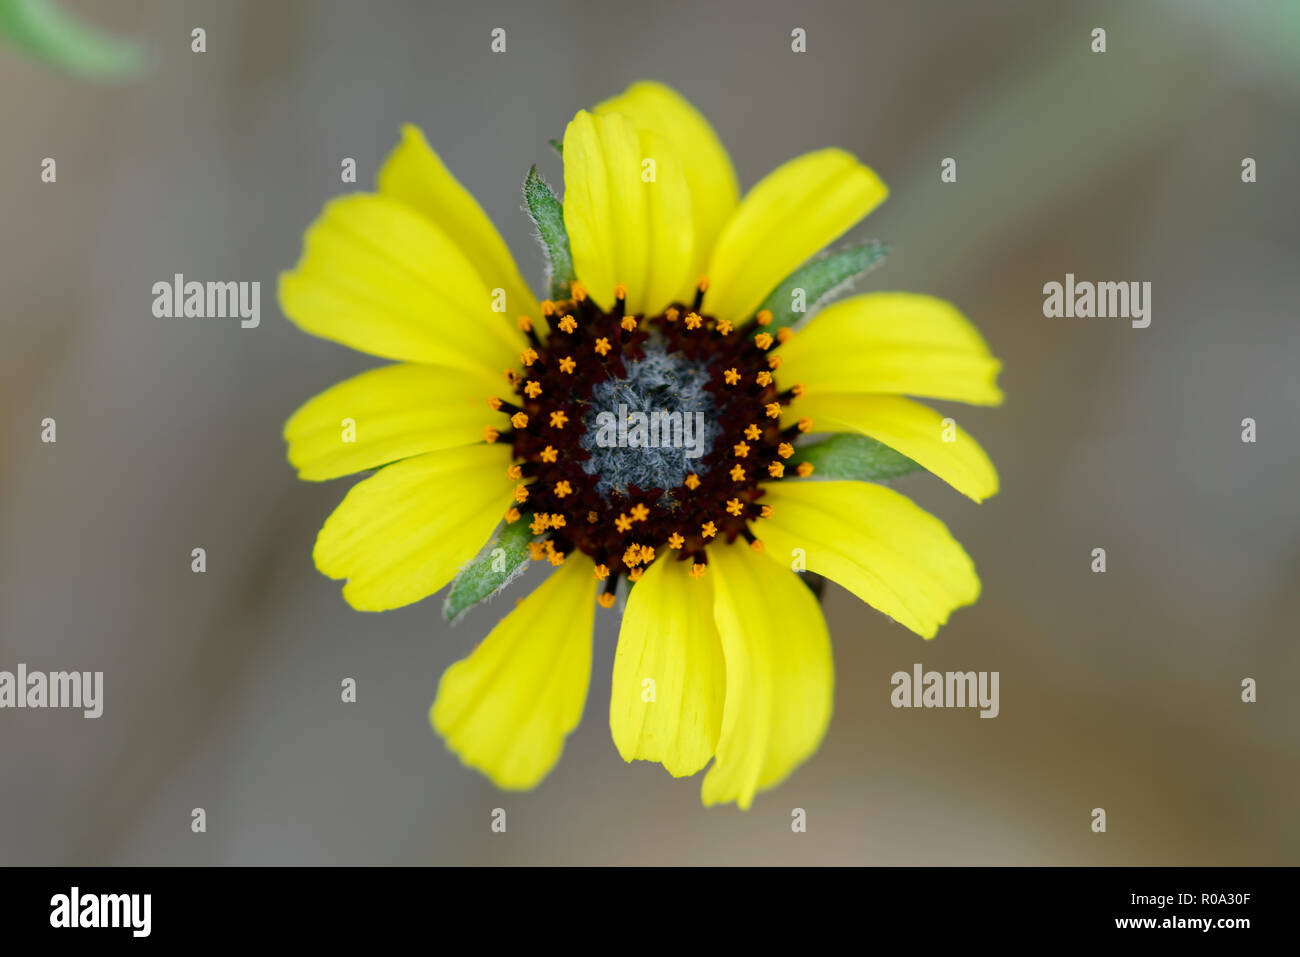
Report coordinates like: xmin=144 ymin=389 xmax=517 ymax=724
xmin=2 ymin=0 xmax=1297 ymax=864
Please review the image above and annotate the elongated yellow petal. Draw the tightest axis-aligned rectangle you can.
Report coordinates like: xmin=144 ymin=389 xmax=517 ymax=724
xmin=610 ymin=555 xmax=725 ymax=777
xmin=705 ymin=148 xmax=888 ymax=321
xmin=562 ymin=110 xmax=694 ymax=314
xmin=595 ymin=81 xmax=738 ymax=284
xmin=563 ymin=110 xmax=644 ymax=307
xmin=313 ymin=444 xmax=513 ymax=611
xmin=278 ymin=194 xmax=523 ymax=375
xmin=638 ymin=129 xmax=696 ymax=313
xmin=788 ymin=393 xmax=999 ymax=502
xmin=378 ymin=124 xmax=538 ymax=319
xmin=778 ymin=293 xmax=1003 ymax=405
xmin=759 ymin=481 xmax=980 ymax=639
xmin=701 ymin=543 xmax=833 ymax=809
xmin=431 ymin=558 xmax=597 ymax=790
xmin=285 ymin=363 xmax=504 ymax=481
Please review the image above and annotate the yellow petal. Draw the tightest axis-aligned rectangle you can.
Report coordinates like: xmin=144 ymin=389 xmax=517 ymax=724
xmin=610 ymin=555 xmax=725 ymax=777
xmin=595 ymin=81 xmax=738 ymax=283
xmin=285 ymin=363 xmax=504 ymax=481
xmin=378 ymin=124 xmax=538 ymax=319
xmin=788 ymin=393 xmax=999 ymax=502
xmin=562 ymin=110 xmax=694 ymax=314
xmin=758 ymin=480 xmax=980 ymax=639
xmin=638 ymin=129 xmax=696 ymax=313
xmin=778 ymin=293 xmax=1003 ymax=405
xmin=313 ymin=443 xmax=513 ymax=611
xmin=278 ymin=194 xmax=523 ymax=375
xmin=431 ymin=558 xmax=597 ymax=790
xmin=705 ymin=148 xmax=888 ymax=322
xmin=701 ymin=543 xmax=833 ymax=809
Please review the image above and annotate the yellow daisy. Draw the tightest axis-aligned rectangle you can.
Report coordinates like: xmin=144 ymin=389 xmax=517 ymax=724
xmin=279 ymin=81 xmax=1003 ymax=808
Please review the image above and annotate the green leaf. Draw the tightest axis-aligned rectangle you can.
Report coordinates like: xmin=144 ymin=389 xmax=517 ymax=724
xmin=442 ymin=515 xmax=536 ymax=624
xmin=0 ymin=0 xmax=143 ymax=79
xmin=548 ymin=138 xmax=563 ymax=156
xmin=523 ymin=165 xmax=575 ymax=300
xmin=756 ymin=241 xmax=889 ymax=332
xmin=787 ymin=433 xmax=920 ymax=482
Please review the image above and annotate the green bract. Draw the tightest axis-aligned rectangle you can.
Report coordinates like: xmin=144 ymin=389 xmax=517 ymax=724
xmin=756 ymin=242 xmax=889 ymax=332
xmin=444 ymin=515 xmax=535 ymax=624
xmin=522 ymin=166 xmax=575 ymax=300
xmin=788 ymin=432 xmax=920 ymax=482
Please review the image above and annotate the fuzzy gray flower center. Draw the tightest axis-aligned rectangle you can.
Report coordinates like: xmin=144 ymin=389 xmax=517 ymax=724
xmin=579 ymin=345 xmax=721 ymax=501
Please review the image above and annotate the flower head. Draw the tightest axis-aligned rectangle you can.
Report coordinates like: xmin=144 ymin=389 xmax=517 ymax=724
xmin=280 ymin=82 xmax=1002 ymax=809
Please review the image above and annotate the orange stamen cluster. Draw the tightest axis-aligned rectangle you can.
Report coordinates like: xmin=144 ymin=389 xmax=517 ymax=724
xmin=490 ymin=280 xmax=809 ymax=607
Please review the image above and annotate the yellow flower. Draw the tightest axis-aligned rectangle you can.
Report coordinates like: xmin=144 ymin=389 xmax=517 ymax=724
xmin=279 ymin=81 xmax=1002 ymax=808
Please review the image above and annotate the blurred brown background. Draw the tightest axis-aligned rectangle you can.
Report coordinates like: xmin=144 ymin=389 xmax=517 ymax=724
xmin=1 ymin=0 xmax=1297 ymax=864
